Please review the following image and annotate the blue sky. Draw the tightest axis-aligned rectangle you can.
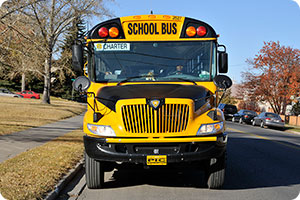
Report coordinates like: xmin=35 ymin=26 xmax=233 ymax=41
xmin=91 ymin=0 xmax=300 ymax=83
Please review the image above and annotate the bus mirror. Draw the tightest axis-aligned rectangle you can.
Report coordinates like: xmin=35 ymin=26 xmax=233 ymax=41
xmin=72 ymin=76 xmax=91 ymax=92
xmin=218 ymin=52 xmax=228 ymax=73
xmin=213 ymin=75 xmax=232 ymax=89
xmin=72 ymin=44 xmax=84 ymax=72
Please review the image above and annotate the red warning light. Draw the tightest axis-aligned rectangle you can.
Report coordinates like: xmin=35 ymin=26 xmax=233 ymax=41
xmin=98 ymin=27 xmax=108 ymax=38
xmin=197 ymin=26 xmax=207 ymax=37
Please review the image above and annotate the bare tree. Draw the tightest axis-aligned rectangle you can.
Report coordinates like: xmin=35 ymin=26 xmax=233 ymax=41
xmin=1 ymin=0 xmax=113 ymax=103
xmin=0 ymin=4 xmax=44 ymax=91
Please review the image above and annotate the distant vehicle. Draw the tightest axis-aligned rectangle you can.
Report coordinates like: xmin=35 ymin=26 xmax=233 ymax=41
xmin=16 ymin=90 xmax=40 ymax=99
xmin=232 ymin=110 xmax=258 ymax=124
xmin=252 ymin=112 xmax=284 ymax=129
xmin=0 ymin=88 xmax=22 ymax=98
xmin=218 ymin=103 xmax=238 ymax=120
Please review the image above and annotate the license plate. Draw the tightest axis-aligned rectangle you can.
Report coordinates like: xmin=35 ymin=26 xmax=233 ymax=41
xmin=146 ymin=155 xmax=167 ymax=165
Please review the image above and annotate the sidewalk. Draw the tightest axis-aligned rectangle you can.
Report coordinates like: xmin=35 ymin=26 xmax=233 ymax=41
xmin=0 ymin=113 xmax=84 ymax=163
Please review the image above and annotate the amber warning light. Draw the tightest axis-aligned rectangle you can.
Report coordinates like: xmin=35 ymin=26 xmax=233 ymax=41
xmin=109 ymin=27 xmax=119 ymax=38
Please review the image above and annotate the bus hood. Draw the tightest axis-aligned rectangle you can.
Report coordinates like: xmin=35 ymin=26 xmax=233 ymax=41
xmin=96 ymin=84 xmax=211 ymax=112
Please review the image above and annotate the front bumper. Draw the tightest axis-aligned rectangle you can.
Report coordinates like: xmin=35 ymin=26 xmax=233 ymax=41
xmin=84 ymin=134 xmax=227 ymax=164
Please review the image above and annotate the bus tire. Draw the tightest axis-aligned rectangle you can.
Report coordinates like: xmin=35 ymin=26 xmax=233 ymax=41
xmin=205 ymin=152 xmax=226 ymax=189
xmin=85 ymin=152 xmax=104 ymax=189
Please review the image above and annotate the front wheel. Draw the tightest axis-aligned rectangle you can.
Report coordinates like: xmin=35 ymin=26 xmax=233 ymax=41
xmin=260 ymin=121 xmax=265 ymax=128
xmin=85 ymin=152 xmax=104 ymax=189
xmin=239 ymin=118 xmax=243 ymax=124
xmin=232 ymin=117 xmax=235 ymax=122
xmin=252 ymin=120 xmax=256 ymax=126
xmin=205 ymin=152 xmax=226 ymax=189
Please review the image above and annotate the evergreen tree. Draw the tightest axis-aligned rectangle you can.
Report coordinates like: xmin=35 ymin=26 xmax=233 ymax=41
xmin=52 ymin=17 xmax=86 ymax=100
xmin=292 ymin=101 xmax=300 ymax=116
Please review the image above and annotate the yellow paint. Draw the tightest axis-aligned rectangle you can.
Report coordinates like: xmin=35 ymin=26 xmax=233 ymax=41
xmin=83 ymin=91 xmax=224 ymax=138
xmin=106 ymin=136 xmax=217 ymax=143
xmin=120 ymin=15 xmax=184 ymax=41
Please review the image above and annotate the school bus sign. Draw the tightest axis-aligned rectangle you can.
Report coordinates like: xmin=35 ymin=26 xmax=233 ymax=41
xmin=122 ymin=15 xmax=183 ymax=40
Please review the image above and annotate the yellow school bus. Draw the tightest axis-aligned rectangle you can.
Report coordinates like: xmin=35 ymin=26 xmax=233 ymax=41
xmin=72 ymin=14 xmax=232 ymax=189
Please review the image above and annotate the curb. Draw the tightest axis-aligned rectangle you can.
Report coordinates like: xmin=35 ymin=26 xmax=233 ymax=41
xmin=45 ymin=159 xmax=84 ymax=200
xmin=285 ymin=130 xmax=300 ymax=136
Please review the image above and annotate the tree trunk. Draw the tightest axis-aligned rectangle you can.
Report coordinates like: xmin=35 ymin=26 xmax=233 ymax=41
xmin=21 ymin=72 xmax=26 ymax=92
xmin=281 ymin=98 xmax=287 ymax=115
xmin=42 ymin=56 xmax=51 ymax=104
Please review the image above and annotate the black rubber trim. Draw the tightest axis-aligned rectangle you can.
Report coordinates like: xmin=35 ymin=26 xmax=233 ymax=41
xmin=84 ymin=135 xmax=226 ymax=164
xmin=180 ymin=17 xmax=217 ymax=38
xmin=88 ymin=18 xmax=125 ymax=40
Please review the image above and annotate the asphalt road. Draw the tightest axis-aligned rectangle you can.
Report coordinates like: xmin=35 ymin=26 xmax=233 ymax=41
xmin=60 ymin=121 xmax=300 ymax=200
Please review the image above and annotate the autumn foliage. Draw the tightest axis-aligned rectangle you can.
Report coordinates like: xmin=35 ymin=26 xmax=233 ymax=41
xmin=240 ymin=41 xmax=300 ymax=115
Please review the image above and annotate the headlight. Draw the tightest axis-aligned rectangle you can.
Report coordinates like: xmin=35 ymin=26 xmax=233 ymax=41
xmin=197 ymin=122 xmax=223 ymax=135
xmin=87 ymin=124 xmax=116 ymax=137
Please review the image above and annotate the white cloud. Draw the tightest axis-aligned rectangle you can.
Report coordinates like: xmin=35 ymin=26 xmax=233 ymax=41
xmin=292 ymin=0 xmax=300 ymax=8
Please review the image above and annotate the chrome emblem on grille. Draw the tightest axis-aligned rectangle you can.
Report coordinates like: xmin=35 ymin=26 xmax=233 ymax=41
xmin=150 ymin=100 xmax=160 ymax=109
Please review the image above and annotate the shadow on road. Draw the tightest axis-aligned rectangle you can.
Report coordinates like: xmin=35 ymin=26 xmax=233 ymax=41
xmin=104 ymin=167 xmax=207 ymax=189
xmin=98 ymin=137 xmax=300 ymax=190
xmin=224 ymin=137 xmax=300 ymax=190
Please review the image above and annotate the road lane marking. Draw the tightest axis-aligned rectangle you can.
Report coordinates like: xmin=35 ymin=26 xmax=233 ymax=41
xmin=227 ymin=127 xmax=300 ymax=150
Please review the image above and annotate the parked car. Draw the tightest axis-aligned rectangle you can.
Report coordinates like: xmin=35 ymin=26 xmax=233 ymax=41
xmin=252 ymin=112 xmax=284 ymax=129
xmin=0 ymin=88 xmax=22 ymax=98
xmin=218 ymin=103 xmax=238 ymax=120
xmin=232 ymin=110 xmax=258 ymax=124
xmin=16 ymin=90 xmax=40 ymax=99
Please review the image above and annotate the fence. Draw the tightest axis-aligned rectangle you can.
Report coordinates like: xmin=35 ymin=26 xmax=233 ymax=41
xmin=280 ymin=115 xmax=300 ymax=126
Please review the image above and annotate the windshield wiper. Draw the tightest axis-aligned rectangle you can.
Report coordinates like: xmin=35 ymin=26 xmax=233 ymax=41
xmin=117 ymin=75 xmax=158 ymax=86
xmin=117 ymin=76 xmax=198 ymax=86
xmin=166 ymin=77 xmax=197 ymax=85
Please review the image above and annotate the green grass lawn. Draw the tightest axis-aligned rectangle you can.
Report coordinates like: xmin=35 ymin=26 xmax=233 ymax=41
xmin=285 ymin=125 xmax=300 ymax=133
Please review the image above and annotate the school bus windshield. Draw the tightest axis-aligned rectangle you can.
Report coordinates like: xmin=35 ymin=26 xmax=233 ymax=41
xmin=92 ymin=41 xmax=216 ymax=82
